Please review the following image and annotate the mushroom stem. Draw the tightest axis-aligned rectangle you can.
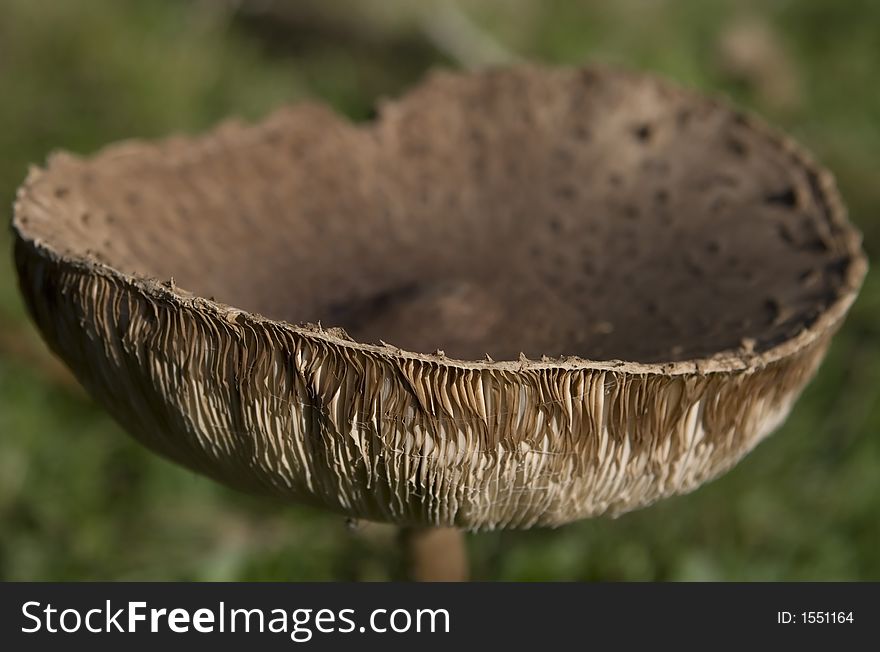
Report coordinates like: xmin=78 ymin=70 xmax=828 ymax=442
xmin=400 ymin=526 xmax=468 ymax=581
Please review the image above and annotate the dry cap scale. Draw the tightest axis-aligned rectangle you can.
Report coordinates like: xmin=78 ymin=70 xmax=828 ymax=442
xmin=12 ymin=65 xmax=867 ymax=531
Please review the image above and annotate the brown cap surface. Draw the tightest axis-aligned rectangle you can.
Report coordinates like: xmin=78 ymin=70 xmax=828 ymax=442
xmin=13 ymin=65 xmax=867 ymax=529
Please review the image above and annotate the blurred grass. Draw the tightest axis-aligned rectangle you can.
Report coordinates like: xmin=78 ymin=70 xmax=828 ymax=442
xmin=0 ymin=0 xmax=877 ymax=580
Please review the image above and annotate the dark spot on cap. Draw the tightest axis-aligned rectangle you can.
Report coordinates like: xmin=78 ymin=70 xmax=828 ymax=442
xmin=765 ymin=187 xmax=798 ymax=209
xmin=633 ymin=123 xmax=653 ymax=142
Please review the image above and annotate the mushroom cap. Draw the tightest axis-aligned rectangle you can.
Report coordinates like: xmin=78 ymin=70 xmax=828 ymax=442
xmin=13 ymin=65 xmax=866 ymax=529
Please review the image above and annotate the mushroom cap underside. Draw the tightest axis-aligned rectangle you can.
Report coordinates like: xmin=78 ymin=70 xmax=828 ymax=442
xmin=13 ymin=65 xmax=866 ymax=528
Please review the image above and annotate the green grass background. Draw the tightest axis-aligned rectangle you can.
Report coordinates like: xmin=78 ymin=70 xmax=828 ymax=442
xmin=0 ymin=0 xmax=877 ymax=580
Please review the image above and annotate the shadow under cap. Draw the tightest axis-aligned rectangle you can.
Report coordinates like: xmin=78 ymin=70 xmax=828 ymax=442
xmin=12 ymin=65 xmax=867 ymax=529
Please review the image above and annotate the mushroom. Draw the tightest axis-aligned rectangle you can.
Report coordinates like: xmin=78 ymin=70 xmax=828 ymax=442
xmin=12 ymin=65 xmax=866 ymax=580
